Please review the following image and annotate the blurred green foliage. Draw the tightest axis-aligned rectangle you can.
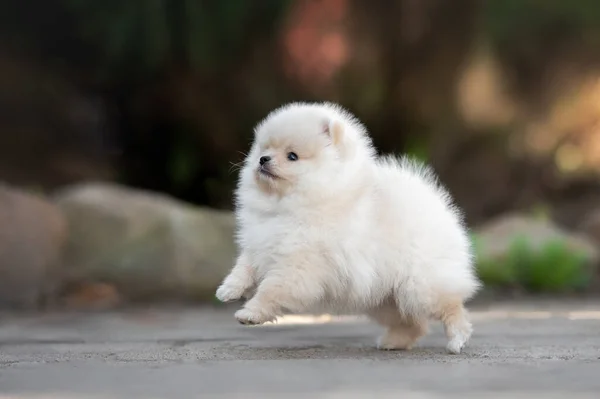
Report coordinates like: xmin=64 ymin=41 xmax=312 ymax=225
xmin=54 ymin=0 xmax=600 ymax=80
xmin=3 ymin=0 xmax=600 ymax=224
xmin=63 ymin=0 xmax=291 ymax=78
xmin=473 ymin=234 xmax=592 ymax=293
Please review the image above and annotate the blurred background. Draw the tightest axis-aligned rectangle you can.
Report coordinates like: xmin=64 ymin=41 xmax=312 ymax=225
xmin=2 ymin=0 xmax=600 ymax=311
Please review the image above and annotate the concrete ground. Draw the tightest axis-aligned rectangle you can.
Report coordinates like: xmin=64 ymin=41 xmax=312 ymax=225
xmin=1 ymin=299 xmax=600 ymax=398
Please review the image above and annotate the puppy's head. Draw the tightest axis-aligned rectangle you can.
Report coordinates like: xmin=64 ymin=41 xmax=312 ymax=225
xmin=241 ymin=102 xmax=374 ymax=197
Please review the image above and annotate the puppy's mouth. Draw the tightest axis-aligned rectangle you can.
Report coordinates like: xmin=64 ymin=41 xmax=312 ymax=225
xmin=257 ymin=166 xmax=280 ymax=180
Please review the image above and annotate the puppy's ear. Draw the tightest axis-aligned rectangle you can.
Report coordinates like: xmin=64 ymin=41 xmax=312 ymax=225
xmin=323 ymin=119 xmax=353 ymax=157
xmin=323 ymin=119 xmax=344 ymax=146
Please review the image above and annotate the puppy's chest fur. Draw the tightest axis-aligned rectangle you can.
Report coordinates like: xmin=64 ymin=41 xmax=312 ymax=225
xmin=238 ymin=207 xmax=391 ymax=313
xmin=239 ymin=210 xmax=332 ymax=271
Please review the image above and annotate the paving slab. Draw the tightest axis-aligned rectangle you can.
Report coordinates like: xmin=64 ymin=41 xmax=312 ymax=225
xmin=0 ymin=300 xmax=599 ymax=398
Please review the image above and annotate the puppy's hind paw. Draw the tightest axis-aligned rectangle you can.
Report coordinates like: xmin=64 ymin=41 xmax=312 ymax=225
xmin=377 ymin=332 xmax=415 ymax=351
xmin=234 ymin=308 xmax=274 ymax=325
xmin=215 ymin=284 xmax=244 ymax=303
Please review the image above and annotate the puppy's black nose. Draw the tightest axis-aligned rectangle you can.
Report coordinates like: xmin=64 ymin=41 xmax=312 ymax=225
xmin=259 ymin=156 xmax=271 ymax=165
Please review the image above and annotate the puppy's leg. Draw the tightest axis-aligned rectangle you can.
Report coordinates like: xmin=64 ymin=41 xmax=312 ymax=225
xmin=377 ymin=320 xmax=428 ymax=351
xmin=216 ymin=252 xmax=255 ymax=303
xmin=234 ymin=269 xmax=323 ymax=325
xmin=369 ymin=304 xmax=428 ymax=350
xmin=436 ymin=298 xmax=473 ymax=354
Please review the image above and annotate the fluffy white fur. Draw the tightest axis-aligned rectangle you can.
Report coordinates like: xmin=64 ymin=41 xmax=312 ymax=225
xmin=216 ymin=102 xmax=481 ymax=354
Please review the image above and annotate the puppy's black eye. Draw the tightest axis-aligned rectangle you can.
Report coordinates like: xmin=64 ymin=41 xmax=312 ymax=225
xmin=287 ymin=152 xmax=299 ymax=161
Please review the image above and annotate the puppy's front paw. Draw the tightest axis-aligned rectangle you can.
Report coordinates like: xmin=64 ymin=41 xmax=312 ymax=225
xmin=446 ymin=330 xmax=471 ymax=354
xmin=215 ymin=284 xmax=244 ymax=303
xmin=234 ymin=307 xmax=274 ymax=325
xmin=445 ymin=319 xmax=472 ymax=354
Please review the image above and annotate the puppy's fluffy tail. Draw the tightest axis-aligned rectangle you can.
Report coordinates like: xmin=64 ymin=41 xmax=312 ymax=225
xmin=378 ymin=154 xmax=482 ymax=302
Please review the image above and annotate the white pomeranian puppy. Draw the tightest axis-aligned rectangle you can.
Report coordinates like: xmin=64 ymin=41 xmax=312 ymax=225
xmin=216 ymin=102 xmax=481 ymax=354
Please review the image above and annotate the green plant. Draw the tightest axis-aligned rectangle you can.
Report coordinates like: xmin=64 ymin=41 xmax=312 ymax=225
xmin=472 ymin=234 xmax=518 ymax=287
xmin=519 ymin=239 xmax=590 ymax=292
xmin=473 ymin=234 xmax=592 ymax=293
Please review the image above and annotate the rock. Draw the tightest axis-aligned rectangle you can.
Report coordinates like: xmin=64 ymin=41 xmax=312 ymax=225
xmin=54 ymin=182 xmax=236 ymax=302
xmin=0 ymin=184 xmax=67 ymax=309
xmin=578 ymin=210 xmax=600 ymax=249
xmin=474 ymin=213 xmax=599 ymax=264
xmin=62 ymin=282 xmax=122 ymax=310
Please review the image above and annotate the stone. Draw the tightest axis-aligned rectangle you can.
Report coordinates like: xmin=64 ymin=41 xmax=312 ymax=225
xmin=54 ymin=182 xmax=236 ymax=302
xmin=0 ymin=184 xmax=67 ymax=309
xmin=62 ymin=282 xmax=122 ymax=310
xmin=578 ymin=210 xmax=600 ymax=249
